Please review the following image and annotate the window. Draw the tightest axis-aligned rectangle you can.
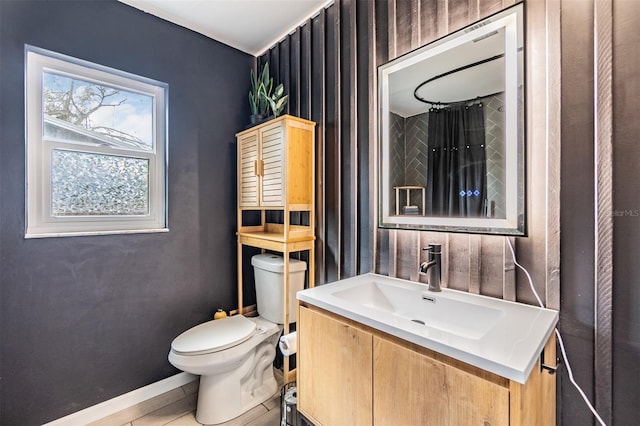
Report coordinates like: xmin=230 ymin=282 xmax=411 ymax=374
xmin=25 ymin=46 xmax=168 ymax=237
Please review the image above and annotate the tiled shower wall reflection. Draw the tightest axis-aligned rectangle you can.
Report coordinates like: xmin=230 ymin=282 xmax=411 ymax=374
xmin=388 ymin=95 xmax=505 ymax=218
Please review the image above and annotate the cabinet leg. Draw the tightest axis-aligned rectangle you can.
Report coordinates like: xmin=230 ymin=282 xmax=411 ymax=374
xmin=237 ymin=241 xmax=243 ymax=314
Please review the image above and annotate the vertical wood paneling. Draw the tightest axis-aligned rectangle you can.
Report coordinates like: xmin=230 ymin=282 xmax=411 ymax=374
xmin=593 ymin=0 xmax=614 ymax=422
xmin=468 ymin=235 xmax=482 ymax=294
xmin=545 ymin=0 xmax=562 ymax=313
xmin=324 ymin=3 xmax=341 ymax=282
xmin=301 ymin=22 xmax=312 ymax=119
xmin=340 ymin=0 xmax=358 ymax=278
xmin=611 ymin=1 xmax=640 ymax=423
xmin=289 ymin=30 xmax=301 ymax=117
xmin=479 ymin=0 xmax=507 ymax=17
xmin=419 ymin=0 xmax=440 ymax=43
xmin=258 ymin=0 xmax=556 ymax=307
xmin=448 ymin=233 xmax=472 ymax=291
xmin=396 ymin=230 xmax=419 ymax=280
xmin=437 ymin=0 xmax=450 ymax=37
xmin=392 ymin=0 xmax=413 ymax=57
xmin=559 ymin=1 xmax=596 ymax=424
xmin=447 ymin=0 xmax=470 ymax=33
xmin=252 ymin=0 xmax=640 ymax=423
xmin=269 ymin=45 xmax=280 ymax=85
xmin=469 ymin=0 xmax=480 ymax=22
xmin=515 ymin=0 xmax=555 ymax=308
xmin=311 ymin=10 xmax=326 ymax=284
xmin=503 ymin=238 xmax=516 ymax=301
xmin=387 ymin=0 xmax=397 ymax=60
xmin=279 ymin=37 xmax=290 ymax=116
xmin=480 ymin=236 xmax=510 ymax=298
xmin=389 ymin=230 xmax=398 ymax=277
xmin=410 ymin=0 xmax=421 ymax=50
xmin=375 ymin=0 xmax=389 ymax=65
xmin=360 ymin=0 xmax=375 ymax=273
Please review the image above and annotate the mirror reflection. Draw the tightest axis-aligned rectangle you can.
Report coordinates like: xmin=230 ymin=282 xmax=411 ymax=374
xmin=379 ymin=4 xmax=525 ymax=235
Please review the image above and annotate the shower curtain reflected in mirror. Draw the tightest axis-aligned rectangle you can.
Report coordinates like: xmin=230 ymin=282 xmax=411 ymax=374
xmin=426 ymin=103 xmax=487 ymax=217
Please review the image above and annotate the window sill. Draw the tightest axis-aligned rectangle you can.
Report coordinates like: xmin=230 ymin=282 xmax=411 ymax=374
xmin=25 ymin=227 xmax=169 ymax=239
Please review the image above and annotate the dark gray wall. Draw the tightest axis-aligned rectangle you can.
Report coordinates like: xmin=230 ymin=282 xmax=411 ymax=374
xmin=0 ymin=1 xmax=252 ymax=424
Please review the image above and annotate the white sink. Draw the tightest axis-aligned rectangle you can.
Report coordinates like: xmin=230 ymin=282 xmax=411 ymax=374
xmin=297 ymin=273 xmax=558 ymax=383
xmin=331 ymin=280 xmax=504 ymax=339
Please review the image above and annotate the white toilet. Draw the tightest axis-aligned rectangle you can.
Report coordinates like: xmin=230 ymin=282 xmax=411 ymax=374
xmin=168 ymin=254 xmax=306 ymax=425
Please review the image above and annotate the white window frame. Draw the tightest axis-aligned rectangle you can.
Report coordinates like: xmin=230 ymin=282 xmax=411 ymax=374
xmin=25 ymin=46 xmax=168 ymax=238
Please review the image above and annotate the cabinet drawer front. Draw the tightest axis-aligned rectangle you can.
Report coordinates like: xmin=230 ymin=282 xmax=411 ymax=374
xmin=373 ymin=336 xmax=509 ymax=426
xmin=298 ymin=306 xmax=373 ymax=426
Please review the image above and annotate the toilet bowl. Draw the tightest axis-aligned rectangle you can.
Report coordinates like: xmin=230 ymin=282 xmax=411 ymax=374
xmin=169 ymin=315 xmax=281 ymax=424
xmin=168 ymin=254 xmax=306 ymax=425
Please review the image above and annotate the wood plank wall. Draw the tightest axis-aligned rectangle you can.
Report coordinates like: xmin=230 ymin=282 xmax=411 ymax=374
xmin=258 ymin=0 xmax=559 ymax=308
xmin=258 ymin=0 xmax=374 ymax=284
xmin=255 ymin=0 xmax=640 ymax=423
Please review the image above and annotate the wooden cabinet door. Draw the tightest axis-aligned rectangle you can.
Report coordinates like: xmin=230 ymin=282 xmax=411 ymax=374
xmin=258 ymin=122 xmax=284 ymax=207
xmin=373 ymin=336 xmax=509 ymax=426
xmin=238 ymin=131 xmax=259 ymax=207
xmin=298 ymin=306 xmax=373 ymax=426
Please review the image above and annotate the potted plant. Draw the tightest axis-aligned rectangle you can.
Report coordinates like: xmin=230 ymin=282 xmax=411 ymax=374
xmin=248 ymin=63 xmax=288 ymax=124
xmin=248 ymin=63 xmax=270 ymax=124
xmin=266 ymin=83 xmax=288 ymax=118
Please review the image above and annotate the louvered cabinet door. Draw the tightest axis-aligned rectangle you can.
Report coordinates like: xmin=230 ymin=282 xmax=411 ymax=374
xmin=238 ymin=131 xmax=260 ymax=207
xmin=258 ymin=122 xmax=284 ymax=207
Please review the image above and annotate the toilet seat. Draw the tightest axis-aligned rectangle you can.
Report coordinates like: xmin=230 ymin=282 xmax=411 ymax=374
xmin=171 ymin=315 xmax=257 ymax=356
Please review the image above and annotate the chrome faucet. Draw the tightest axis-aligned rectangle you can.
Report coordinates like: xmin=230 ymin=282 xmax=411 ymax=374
xmin=418 ymin=244 xmax=442 ymax=292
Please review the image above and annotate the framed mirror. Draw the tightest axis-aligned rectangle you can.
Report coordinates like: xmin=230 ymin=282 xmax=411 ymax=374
xmin=378 ymin=3 xmax=525 ymax=235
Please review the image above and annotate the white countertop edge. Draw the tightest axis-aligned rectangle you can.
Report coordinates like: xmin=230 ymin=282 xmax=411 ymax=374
xmin=298 ymin=280 xmax=559 ymax=384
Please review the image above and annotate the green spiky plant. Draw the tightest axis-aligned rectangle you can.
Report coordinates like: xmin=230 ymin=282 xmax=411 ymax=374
xmin=267 ymin=83 xmax=288 ymax=117
xmin=249 ymin=63 xmax=271 ymax=118
xmin=248 ymin=63 xmax=288 ymax=121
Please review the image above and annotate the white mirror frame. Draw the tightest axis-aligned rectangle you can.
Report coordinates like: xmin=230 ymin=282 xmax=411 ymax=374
xmin=378 ymin=4 xmax=525 ymax=235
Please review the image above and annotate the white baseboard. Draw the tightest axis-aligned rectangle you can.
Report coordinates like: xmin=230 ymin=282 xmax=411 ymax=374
xmin=44 ymin=372 xmax=197 ymax=426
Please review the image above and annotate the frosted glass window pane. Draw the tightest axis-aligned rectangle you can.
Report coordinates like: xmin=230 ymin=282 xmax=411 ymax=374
xmin=51 ymin=150 xmax=149 ymax=216
xmin=42 ymin=72 xmax=154 ymax=152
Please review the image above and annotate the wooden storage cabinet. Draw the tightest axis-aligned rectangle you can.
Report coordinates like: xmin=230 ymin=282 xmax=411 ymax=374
xmin=236 ymin=115 xmax=316 ymax=383
xmin=238 ymin=120 xmax=287 ymax=207
xmin=237 ymin=115 xmax=315 ymax=241
xmin=237 ymin=116 xmax=314 ymax=211
xmin=298 ymin=304 xmax=556 ymax=426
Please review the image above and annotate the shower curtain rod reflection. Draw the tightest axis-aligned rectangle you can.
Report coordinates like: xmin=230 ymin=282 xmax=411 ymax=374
xmin=413 ymin=53 xmax=504 ymax=106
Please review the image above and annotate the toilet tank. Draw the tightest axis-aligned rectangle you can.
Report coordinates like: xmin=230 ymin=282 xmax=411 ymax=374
xmin=251 ymin=254 xmax=307 ymax=324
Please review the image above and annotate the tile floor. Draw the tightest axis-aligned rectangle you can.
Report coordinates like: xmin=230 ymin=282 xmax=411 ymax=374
xmin=90 ymin=370 xmax=284 ymax=426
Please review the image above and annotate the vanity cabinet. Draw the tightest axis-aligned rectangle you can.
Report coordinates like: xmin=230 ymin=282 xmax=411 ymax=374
xmin=298 ymin=304 xmax=556 ymax=426
xmin=298 ymin=305 xmax=373 ymax=425
xmin=236 ymin=115 xmax=316 ymax=383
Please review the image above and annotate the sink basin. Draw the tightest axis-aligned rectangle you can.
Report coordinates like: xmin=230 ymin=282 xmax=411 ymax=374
xmin=297 ymin=273 xmax=559 ymax=383
xmin=331 ymin=280 xmax=503 ymax=339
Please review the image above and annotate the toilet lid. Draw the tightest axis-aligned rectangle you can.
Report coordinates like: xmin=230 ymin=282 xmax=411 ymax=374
xmin=171 ymin=315 xmax=257 ymax=356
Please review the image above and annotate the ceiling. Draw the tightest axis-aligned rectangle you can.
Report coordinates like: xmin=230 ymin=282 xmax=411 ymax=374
xmin=118 ymin=0 xmax=333 ymax=56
